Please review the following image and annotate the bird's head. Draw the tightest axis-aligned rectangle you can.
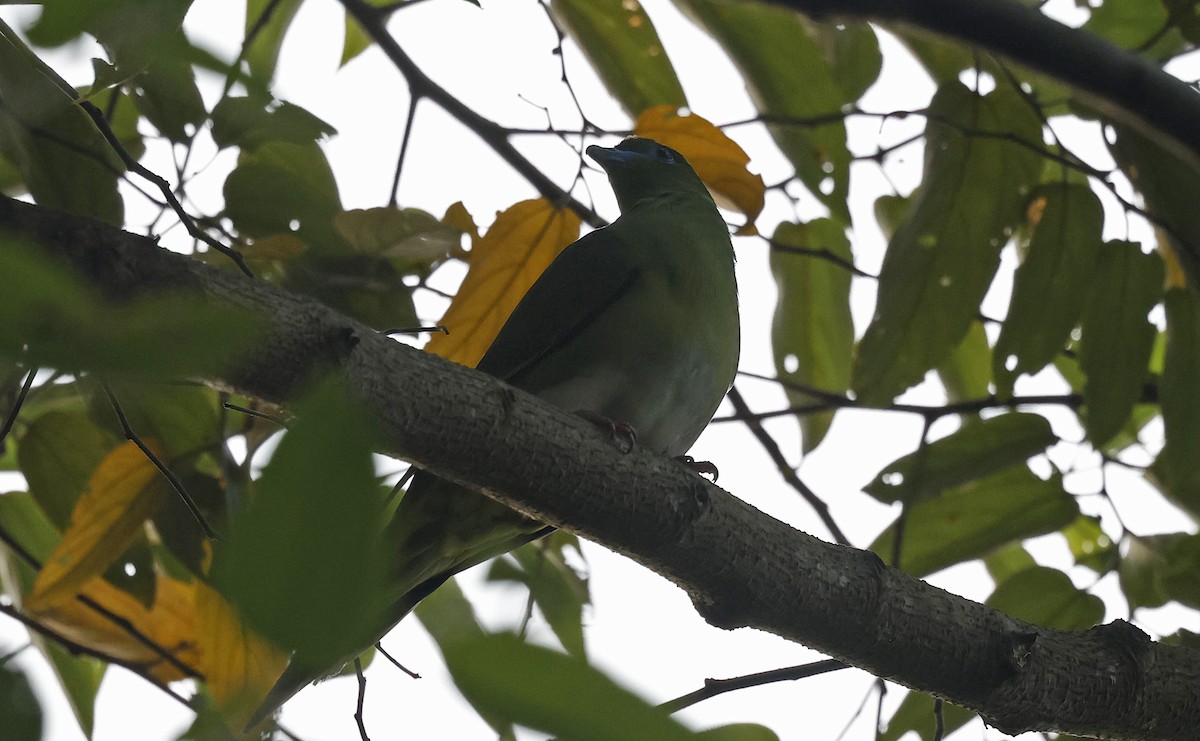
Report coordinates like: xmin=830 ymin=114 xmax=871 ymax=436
xmin=586 ymin=138 xmax=712 ymax=212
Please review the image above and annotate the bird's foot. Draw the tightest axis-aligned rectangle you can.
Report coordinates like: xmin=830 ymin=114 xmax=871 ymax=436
xmin=676 ymin=455 xmax=719 ymax=482
xmin=575 ymin=410 xmax=638 ymax=453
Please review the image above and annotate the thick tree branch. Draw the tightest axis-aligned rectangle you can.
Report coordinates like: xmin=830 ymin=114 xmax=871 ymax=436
xmin=3 ymin=196 xmax=1200 ymax=740
xmin=768 ymin=0 xmax=1200 ymax=173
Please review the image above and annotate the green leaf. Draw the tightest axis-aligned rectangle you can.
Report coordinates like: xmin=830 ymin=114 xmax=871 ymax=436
xmin=132 ymin=37 xmax=208 ymax=143
xmin=1108 ymin=122 xmax=1200 ymax=285
xmin=0 ymin=20 xmax=124 ymax=224
xmin=414 ymin=580 xmax=517 ymax=741
xmin=210 ymin=96 xmax=335 ymax=151
xmin=333 ymin=207 xmax=461 ymax=267
xmin=222 ymin=141 xmax=342 ymax=248
xmin=769 ymin=219 xmax=854 ymax=453
xmin=441 ymin=633 xmax=696 ymax=741
xmin=1078 ymin=242 xmax=1163 ymax=447
xmin=27 ymin=0 xmax=191 ymax=81
xmin=1061 ymin=515 xmax=1118 ymax=574
xmin=0 ymin=239 xmax=263 ymax=379
xmin=881 ymin=692 xmax=974 ymax=741
xmin=982 ymin=542 xmax=1037 ymax=584
xmin=1160 ymin=288 xmax=1200 ymax=517
xmin=341 ymin=10 xmax=372 ymax=67
xmin=88 ymin=381 xmax=221 ymax=458
xmin=1084 ymin=0 xmax=1175 ymax=52
xmin=870 ymin=466 xmax=1078 ymax=577
xmin=987 ymin=566 xmax=1104 ymax=630
xmin=864 ymin=413 xmax=1056 ymax=504
xmin=551 ymin=0 xmax=688 ymax=116
xmin=935 ymin=321 xmax=992 ymax=402
xmin=676 ymin=0 xmax=853 ymax=222
xmin=1120 ymin=533 xmax=1200 ymax=610
xmin=487 ymin=531 xmax=590 ymax=659
xmin=695 ymin=725 xmax=780 ymax=741
xmin=0 ymin=492 xmax=105 ymax=739
xmin=853 ymin=83 xmax=1041 ymax=403
xmin=0 ymin=661 xmax=41 ymax=741
xmin=994 ymin=183 xmax=1104 ymax=395
xmin=17 ymin=410 xmax=117 ymax=530
xmin=244 ymin=0 xmax=305 ymax=83
xmin=212 ymin=378 xmax=388 ymax=671
xmin=805 ymin=22 xmax=881 ymax=103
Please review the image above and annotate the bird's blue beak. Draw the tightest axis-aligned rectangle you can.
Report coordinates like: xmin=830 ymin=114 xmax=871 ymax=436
xmin=587 ymin=144 xmax=640 ymax=169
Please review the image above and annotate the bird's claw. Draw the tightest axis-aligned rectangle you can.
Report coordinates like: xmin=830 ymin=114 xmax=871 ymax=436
xmin=676 ymin=455 xmax=719 ymax=482
xmin=575 ymin=410 xmax=638 ymax=454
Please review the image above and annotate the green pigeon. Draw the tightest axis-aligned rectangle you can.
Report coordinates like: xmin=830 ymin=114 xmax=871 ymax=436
xmin=255 ymin=137 xmax=740 ymax=722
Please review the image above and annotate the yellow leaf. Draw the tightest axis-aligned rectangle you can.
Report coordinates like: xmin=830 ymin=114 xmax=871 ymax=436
xmin=28 ymin=441 xmax=168 ymax=612
xmin=28 ymin=569 xmax=201 ymax=683
xmin=443 ymin=201 xmax=479 ymax=243
xmin=634 ymin=104 xmax=765 ymax=234
xmin=194 ymin=580 xmax=289 ymax=729
xmin=425 ymin=199 xmax=582 ymax=367
xmin=1157 ymin=229 xmax=1189 ymax=289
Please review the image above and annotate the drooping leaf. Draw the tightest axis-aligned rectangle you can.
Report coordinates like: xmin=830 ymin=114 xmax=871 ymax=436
xmin=426 ymin=199 xmax=582 ymax=367
xmin=987 ymin=566 xmax=1104 ymax=630
xmin=633 ymin=105 xmax=765 ymax=233
xmin=865 ymin=413 xmax=1056 ymax=504
xmin=415 ymin=579 xmax=517 ymax=741
xmin=552 ymin=0 xmax=688 ymax=116
xmin=0 ymin=20 xmax=124 ymax=224
xmin=212 ymin=378 xmax=388 ymax=672
xmin=1160 ymin=288 xmax=1200 ymax=517
xmin=1078 ymin=241 xmax=1163 ymax=447
xmin=935 ymin=321 xmax=993 ymax=402
xmin=1108 ymin=122 xmax=1200 ymax=285
xmin=441 ymin=632 xmax=696 ymax=741
xmin=853 ymin=83 xmax=1042 ymax=403
xmin=674 ymin=0 xmax=852 ymax=223
xmin=244 ymin=0 xmax=305 ymax=84
xmin=769 ymin=219 xmax=853 ymax=453
xmin=994 ymin=183 xmax=1104 ymax=395
xmin=870 ymin=467 xmax=1077 ymax=577
xmin=487 ymin=531 xmax=590 ymax=659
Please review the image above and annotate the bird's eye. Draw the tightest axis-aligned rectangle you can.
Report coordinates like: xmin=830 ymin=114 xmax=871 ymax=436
xmin=656 ymin=146 xmax=675 ymax=163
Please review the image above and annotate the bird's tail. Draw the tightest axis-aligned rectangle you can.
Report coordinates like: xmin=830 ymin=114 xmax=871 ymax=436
xmin=248 ymin=471 xmax=548 ymax=728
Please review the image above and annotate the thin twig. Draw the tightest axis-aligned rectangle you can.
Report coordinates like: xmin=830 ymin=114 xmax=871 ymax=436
xmin=726 ymin=387 xmax=850 ymax=546
xmin=101 ymin=383 xmax=220 ymax=540
xmin=0 ymin=365 xmax=37 ymax=446
xmin=78 ymin=101 xmax=254 ymax=277
xmin=374 ymin=643 xmax=420 ymax=679
xmin=657 ymin=659 xmax=846 ymax=714
xmin=354 ymin=657 xmax=370 ymax=740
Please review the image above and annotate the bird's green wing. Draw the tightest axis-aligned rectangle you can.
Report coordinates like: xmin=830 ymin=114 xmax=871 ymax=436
xmin=476 ymin=225 xmax=639 ymax=388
